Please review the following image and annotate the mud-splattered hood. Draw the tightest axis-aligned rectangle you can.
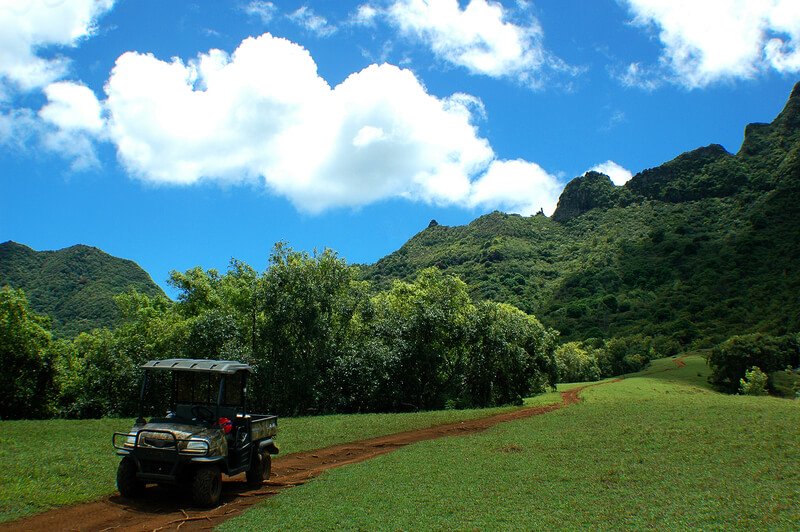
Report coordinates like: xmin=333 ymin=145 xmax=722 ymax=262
xmin=129 ymin=421 xmax=227 ymax=456
xmin=136 ymin=422 xmax=215 ymax=440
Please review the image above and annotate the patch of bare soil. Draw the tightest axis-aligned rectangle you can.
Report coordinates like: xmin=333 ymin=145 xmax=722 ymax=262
xmin=5 ymin=373 xmax=649 ymax=532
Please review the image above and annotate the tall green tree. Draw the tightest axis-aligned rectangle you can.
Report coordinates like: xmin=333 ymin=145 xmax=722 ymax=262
xmin=55 ymin=328 xmax=141 ymax=418
xmin=370 ymin=268 xmax=474 ymax=410
xmin=0 ymin=286 xmax=54 ymax=419
xmin=464 ymin=301 xmax=558 ymax=407
xmin=254 ymin=244 xmax=369 ymax=415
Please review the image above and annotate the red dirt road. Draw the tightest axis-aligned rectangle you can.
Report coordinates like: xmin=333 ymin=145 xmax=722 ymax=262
xmin=9 ymin=364 xmax=689 ymax=532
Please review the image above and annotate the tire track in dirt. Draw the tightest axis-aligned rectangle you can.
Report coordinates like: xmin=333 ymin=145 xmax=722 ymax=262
xmin=5 ymin=363 xmax=694 ymax=532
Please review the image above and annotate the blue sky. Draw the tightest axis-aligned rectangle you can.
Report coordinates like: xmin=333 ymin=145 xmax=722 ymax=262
xmin=1 ymin=0 xmax=798 ymax=294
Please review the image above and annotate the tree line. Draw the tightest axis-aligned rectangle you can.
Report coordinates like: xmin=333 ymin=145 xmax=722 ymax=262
xmin=2 ymin=245 xmax=565 ymax=420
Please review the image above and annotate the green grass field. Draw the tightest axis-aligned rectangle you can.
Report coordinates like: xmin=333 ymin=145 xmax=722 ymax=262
xmin=0 ymin=394 xmax=560 ymax=523
xmin=222 ymin=356 xmax=800 ymax=530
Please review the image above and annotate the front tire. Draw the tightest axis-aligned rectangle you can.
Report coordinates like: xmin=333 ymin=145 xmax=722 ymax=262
xmin=246 ymin=450 xmax=271 ymax=484
xmin=192 ymin=465 xmax=222 ymax=507
xmin=117 ymin=457 xmax=144 ymax=498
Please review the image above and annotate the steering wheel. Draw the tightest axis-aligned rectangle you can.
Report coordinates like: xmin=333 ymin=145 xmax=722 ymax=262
xmin=191 ymin=405 xmax=215 ymax=423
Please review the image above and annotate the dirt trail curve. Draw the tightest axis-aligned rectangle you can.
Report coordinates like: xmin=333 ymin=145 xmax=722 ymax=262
xmin=5 ymin=361 xmax=683 ymax=532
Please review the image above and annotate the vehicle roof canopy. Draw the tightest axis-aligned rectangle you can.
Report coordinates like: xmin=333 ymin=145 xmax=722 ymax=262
xmin=142 ymin=359 xmax=252 ymax=374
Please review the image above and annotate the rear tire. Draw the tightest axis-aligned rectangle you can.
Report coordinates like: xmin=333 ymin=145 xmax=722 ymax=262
xmin=117 ymin=457 xmax=144 ymax=498
xmin=192 ymin=465 xmax=222 ymax=507
xmin=246 ymin=450 xmax=271 ymax=484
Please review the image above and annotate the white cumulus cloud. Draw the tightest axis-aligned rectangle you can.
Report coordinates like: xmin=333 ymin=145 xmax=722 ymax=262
xmin=589 ymin=160 xmax=632 ymax=186
xmin=623 ymin=0 xmax=800 ymax=88
xmin=104 ymin=33 xmax=561 ymax=215
xmin=468 ymin=159 xmax=562 ymax=215
xmin=38 ymin=81 xmax=105 ymax=170
xmin=40 ymin=81 xmax=104 ymax=133
xmin=0 ymin=0 xmax=115 ymax=91
xmin=105 ymin=34 xmax=492 ymax=211
xmin=373 ymin=0 xmax=549 ymax=84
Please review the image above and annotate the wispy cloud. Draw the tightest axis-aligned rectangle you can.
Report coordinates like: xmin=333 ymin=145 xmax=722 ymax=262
xmin=287 ymin=6 xmax=337 ymax=37
xmin=241 ymin=1 xmax=277 ymax=24
xmin=599 ymin=109 xmax=627 ymax=133
xmin=614 ymin=61 xmax=662 ymax=91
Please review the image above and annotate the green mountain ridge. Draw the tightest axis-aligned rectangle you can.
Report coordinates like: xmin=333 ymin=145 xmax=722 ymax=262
xmin=364 ymin=82 xmax=800 ymax=348
xmin=0 ymin=241 xmax=165 ymax=338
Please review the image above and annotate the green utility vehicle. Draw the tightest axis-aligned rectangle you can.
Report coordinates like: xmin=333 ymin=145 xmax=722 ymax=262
xmin=113 ymin=359 xmax=278 ymax=507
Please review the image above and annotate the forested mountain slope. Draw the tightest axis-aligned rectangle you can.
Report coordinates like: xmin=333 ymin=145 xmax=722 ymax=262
xmin=364 ymin=82 xmax=800 ymax=349
xmin=0 ymin=241 xmax=165 ymax=337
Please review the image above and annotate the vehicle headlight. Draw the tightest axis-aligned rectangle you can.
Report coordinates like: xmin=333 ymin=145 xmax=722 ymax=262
xmin=184 ymin=440 xmax=208 ymax=454
xmin=125 ymin=432 xmax=138 ymax=447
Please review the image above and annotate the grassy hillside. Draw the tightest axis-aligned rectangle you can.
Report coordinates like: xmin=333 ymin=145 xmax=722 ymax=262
xmin=0 ymin=241 xmax=164 ymax=337
xmin=222 ymin=356 xmax=800 ymax=530
xmin=363 ymin=83 xmax=800 ymax=347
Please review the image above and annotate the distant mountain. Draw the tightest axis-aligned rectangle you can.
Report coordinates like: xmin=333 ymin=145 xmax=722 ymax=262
xmin=0 ymin=242 xmax=165 ymax=337
xmin=363 ymin=82 xmax=800 ymax=348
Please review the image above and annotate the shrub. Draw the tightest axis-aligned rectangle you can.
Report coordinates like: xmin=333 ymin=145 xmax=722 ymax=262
xmin=595 ymin=335 xmax=654 ymax=377
xmin=554 ymin=342 xmax=601 ymax=382
xmin=739 ymin=366 xmax=768 ymax=396
xmin=708 ymin=333 xmax=799 ymax=393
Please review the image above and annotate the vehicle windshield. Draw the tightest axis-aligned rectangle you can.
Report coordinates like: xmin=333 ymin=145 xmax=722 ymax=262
xmin=139 ymin=370 xmax=172 ymax=420
xmin=138 ymin=370 xmax=245 ymax=421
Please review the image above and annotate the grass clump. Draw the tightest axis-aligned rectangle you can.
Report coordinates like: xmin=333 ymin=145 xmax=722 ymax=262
xmin=0 ymin=418 xmax=132 ymax=522
xmin=222 ymin=356 xmax=800 ymax=530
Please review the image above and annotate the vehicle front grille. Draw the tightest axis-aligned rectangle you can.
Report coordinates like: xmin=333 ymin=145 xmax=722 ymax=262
xmin=142 ymin=437 xmax=176 ymax=449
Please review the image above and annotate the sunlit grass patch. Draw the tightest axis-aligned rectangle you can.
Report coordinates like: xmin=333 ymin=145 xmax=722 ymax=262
xmin=223 ymin=356 xmax=800 ymax=530
xmin=0 ymin=418 xmax=132 ymax=523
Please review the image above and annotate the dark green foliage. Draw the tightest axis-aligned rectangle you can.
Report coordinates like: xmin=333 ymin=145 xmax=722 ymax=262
xmin=738 ymin=82 xmax=800 ymax=188
xmin=596 ymin=335 xmax=653 ymax=376
xmin=253 ymin=245 xmax=371 ymax=415
xmin=370 ymin=268 xmax=474 ymax=411
xmin=0 ymin=287 xmax=54 ymax=419
xmin=769 ymin=368 xmax=800 ymax=398
xmin=739 ymin=366 xmax=769 ymax=396
xmin=707 ymin=333 xmax=799 ymax=393
xmin=31 ymin=246 xmax=557 ymax=419
xmin=625 ymin=144 xmax=739 ymax=202
xmin=0 ymin=242 xmax=165 ymax=338
xmin=551 ymin=171 xmax=634 ymax=222
xmin=54 ymin=329 xmax=141 ymax=418
xmin=462 ymin=301 xmax=558 ymax=406
xmin=554 ymin=342 xmax=601 ymax=382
